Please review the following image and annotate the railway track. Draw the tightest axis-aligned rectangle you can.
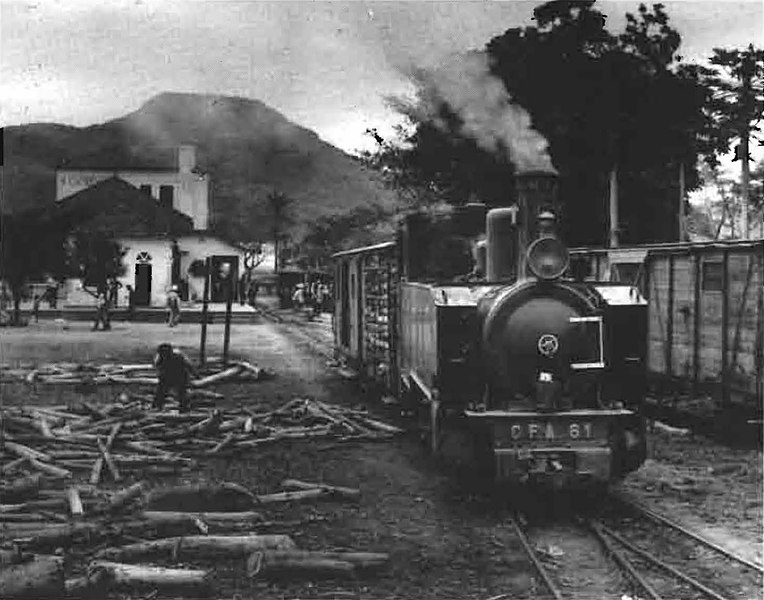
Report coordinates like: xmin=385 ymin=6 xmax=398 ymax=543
xmin=257 ymin=306 xmax=335 ymax=360
xmin=507 ymin=496 xmax=762 ymax=600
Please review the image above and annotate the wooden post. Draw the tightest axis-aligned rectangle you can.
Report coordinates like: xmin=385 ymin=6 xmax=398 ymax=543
xmin=223 ymin=276 xmax=233 ymax=365
xmin=678 ymin=162 xmax=686 ymax=242
xmin=740 ymin=132 xmax=750 ymax=239
xmin=609 ymin=165 xmax=619 ymax=248
xmin=199 ymin=257 xmax=211 ymax=368
xmin=756 ymin=243 xmax=763 ymax=405
xmin=721 ymin=249 xmax=730 ymax=406
xmin=692 ymin=253 xmax=701 ymax=395
xmin=666 ymin=254 xmax=675 ymax=387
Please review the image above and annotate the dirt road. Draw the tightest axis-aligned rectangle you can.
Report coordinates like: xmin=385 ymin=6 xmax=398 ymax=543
xmin=1 ymin=318 xmax=761 ymax=599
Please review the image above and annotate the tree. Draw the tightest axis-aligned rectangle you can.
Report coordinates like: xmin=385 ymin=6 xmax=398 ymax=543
xmin=266 ymin=191 xmax=294 ymax=272
xmin=703 ymin=44 xmax=764 ymax=237
xmin=367 ymin=1 xmax=709 ymax=246
xmin=66 ymin=228 xmax=127 ymax=291
xmin=0 ymin=210 xmax=65 ymax=324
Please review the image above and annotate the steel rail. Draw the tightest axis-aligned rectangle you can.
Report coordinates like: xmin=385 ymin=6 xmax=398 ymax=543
xmin=507 ymin=515 xmax=564 ymax=600
xmin=588 ymin=520 xmax=663 ymax=600
xmin=595 ymin=520 xmax=732 ymax=600
xmin=615 ymin=495 xmax=764 ymax=574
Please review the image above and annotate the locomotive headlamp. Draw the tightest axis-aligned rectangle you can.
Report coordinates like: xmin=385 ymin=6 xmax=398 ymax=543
xmin=526 ymin=236 xmax=570 ymax=280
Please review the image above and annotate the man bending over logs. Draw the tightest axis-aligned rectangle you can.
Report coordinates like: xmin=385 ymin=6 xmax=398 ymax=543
xmin=153 ymin=343 xmax=198 ymax=412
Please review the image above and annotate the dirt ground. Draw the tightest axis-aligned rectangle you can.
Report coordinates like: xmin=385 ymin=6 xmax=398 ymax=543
xmin=1 ymin=317 xmax=762 ymax=599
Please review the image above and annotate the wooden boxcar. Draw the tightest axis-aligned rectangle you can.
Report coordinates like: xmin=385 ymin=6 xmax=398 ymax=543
xmin=332 ymin=242 xmax=399 ymax=391
xmin=570 ymin=240 xmax=764 ymax=407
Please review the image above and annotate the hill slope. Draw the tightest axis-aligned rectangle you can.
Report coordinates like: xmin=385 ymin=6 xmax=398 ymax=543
xmin=2 ymin=92 xmax=400 ymax=243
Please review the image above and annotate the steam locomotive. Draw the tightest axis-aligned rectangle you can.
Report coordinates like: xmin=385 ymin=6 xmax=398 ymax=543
xmin=332 ymin=169 xmax=647 ymax=487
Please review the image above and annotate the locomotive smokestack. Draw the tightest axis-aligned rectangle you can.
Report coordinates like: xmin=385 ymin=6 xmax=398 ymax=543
xmin=515 ymin=168 xmax=559 ymax=276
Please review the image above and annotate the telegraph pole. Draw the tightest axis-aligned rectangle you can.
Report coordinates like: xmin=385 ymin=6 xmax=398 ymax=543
xmin=678 ymin=162 xmax=687 ymax=242
xmin=609 ymin=164 xmax=619 ymax=248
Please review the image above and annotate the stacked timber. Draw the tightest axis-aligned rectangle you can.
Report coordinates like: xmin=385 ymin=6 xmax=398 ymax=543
xmin=0 ymin=359 xmax=271 ymax=386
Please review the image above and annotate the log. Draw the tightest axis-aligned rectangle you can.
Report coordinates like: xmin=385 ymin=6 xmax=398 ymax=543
xmin=253 ymin=549 xmax=388 ymax=569
xmin=0 ymin=456 xmax=29 ymax=476
xmin=89 ymin=560 xmax=211 ymax=591
xmin=191 ymin=365 xmax=243 ymax=388
xmin=255 ymin=488 xmax=337 ymax=504
xmin=209 ymin=432 xmax=235 ymax=454
xmin=357 ymin=415 xmax=404 ymax=434
xmin=67 ymin=487 xmax=84 ymax=517
xmin=96 ymin=437 xmax=121 ymax=482
xmin=281 ymin=479 xmax=361 ymax=500
xmin=3 ymin=441 xmax=50 ymax=462
xmin=107 ymin=481 xmax=146 ymax=513
xmin=29 ymin=458 xmax=72 ymax=479
xmin=651 ymin=420 xmax=691 ymax=436
xmin=142 ymin=510 xmax=264 ymax=524
xmin=14 ymin=522 xmax=101 ymax=548
xmin=0 ymin=512 xmax=51 ymax=522
xmin=96 ymin=534 xmax=296 ymax=561
xmin=64 ymin=568 xmax=108 ymax=598
xmin=0 ymin=555 xmax=64 ymax=598
xmin=247 ymin=551 xmax=355 ymax=579
xmin=0 ymin=474 xmax=42 ymax=503
xmin=187 ymin=410 xmax=222 ymax=436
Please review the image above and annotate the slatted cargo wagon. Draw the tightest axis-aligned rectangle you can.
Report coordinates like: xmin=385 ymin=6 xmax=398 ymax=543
xmin=570 ymin=240 xmax=764 ymax=412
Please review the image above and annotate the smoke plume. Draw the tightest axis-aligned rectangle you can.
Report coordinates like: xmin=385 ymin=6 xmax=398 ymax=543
xmin=398 ymin=51 xmax=554 ymax=173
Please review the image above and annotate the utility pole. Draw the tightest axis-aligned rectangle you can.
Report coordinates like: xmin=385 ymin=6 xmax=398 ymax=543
xmin=609 ymin=164 xmax=619 ymax=248
xmin=740 ymin=134 xmax=750 ymax=239
xmin=678 ymin=162 xmax=687 ymax=242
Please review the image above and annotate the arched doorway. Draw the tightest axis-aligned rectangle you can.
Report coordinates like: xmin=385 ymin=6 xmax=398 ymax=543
xmin=134 ymin=252 xmax=152 ymax=306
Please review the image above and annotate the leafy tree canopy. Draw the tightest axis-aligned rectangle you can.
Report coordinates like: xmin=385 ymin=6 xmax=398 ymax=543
xmin=365 ymin=1 xmax=712 ymax=246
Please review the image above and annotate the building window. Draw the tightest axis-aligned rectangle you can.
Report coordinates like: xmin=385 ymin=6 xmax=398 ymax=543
xmin=136 ymin=252 xmax=153 ymax=264
xmin=139 ymin=184 xmax=152 ymax=197
xmin=159 ymin=185 xmax=174 ymax=210
xmin=702 ymin=261 xmax=723 ymax=291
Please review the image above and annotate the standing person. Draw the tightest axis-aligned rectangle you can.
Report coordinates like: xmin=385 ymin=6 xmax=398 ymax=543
xmin=107 ymin=278 xmax=122 ymax=308
xmin=83 ymin=285 xmax=111 ymax=331
xmin=247 ymin=279 xmax=258 ymax=307
xmin=45 ymin=279 xmax=58 ymax=309
xmin=238 ymin=274 xmax=247 ymax=306
xmin=32 ymin=294 xmax=41 ymax=323
xmin=313 ymin=282 xmax=325 ymax=318
xmin=125 ymin=285 xmax=136 ymax=321
xmin=153 ymin=343 xmax=198 ymax=412
xmin=166 ymin=286 xmax=181 ymax=327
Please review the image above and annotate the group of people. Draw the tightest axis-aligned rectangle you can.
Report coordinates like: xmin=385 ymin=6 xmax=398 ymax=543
xmin=291 ymin=281 xmax=331 ymax=317
xmin=81 ymin=279 xmax=183 ymax=330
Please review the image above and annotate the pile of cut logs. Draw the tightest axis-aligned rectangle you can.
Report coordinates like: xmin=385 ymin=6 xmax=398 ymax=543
xmin=0 ymin=359 xmax=269 ymax=387
xmin=1 ymin=477 xmax=388 ymax=598
xmin=0 ymin=362 xmax=402 ymax=597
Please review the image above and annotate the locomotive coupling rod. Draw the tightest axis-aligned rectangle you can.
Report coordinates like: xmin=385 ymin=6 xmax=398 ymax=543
xmin=594 ymin=520 xmax=732 ymax=600
xmin=587 ymin=520 xmax=663 ymax=600
xmin=614 ymin=494 xmax=764 ymax=574
xmin=508 ymin=515 xmax=564 ymax=600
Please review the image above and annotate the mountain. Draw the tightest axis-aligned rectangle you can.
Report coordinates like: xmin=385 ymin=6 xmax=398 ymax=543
xmin=1 ymin=92 xmax=401 ymax=244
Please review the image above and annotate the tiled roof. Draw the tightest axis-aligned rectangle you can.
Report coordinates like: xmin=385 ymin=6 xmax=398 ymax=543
xmin=53 ymin=177 xmax=194 ymax=236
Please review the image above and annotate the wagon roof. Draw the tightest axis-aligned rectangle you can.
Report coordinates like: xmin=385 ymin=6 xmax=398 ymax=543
xmin=331 ymin=240 xmax=396 ymax=259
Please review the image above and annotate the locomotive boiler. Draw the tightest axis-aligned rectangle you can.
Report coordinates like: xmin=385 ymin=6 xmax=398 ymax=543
xmin=333 ymin=168 xmax=648 ymax=487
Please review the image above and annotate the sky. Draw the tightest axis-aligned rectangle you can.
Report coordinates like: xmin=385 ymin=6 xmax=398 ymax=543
xmin=2 ymin=0 xmax=762 ymax=157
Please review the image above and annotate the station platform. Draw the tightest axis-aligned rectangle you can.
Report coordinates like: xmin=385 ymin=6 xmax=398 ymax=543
xmin=8 ymin=302 xmax=263 ymax=325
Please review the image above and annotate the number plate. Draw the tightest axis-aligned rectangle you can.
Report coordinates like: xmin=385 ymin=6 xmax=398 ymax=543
xmin=508 ymin=420 xmax=596 ymax=441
